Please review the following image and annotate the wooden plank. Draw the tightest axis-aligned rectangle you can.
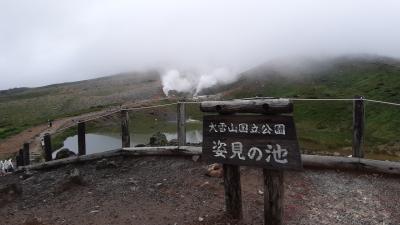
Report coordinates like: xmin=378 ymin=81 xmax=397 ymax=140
xmin=121 ymin=110 xmax=130 ymax=148
xmin=78 ymin=122 xmax=86 ymax=155
xmin=302 ymin=154 xmax=400 ymax=175
xmin=264 ymin=170 xmax=284 ymax=225
xmin=122 ymin=146 xmax=202 ymax=155
xmin=353 ymin=95 xmax=365 ymax=158
xmin=23 ymin=143 xmax=30 ymax=166
xmin=202 ymin=115 xmax=302 ymax=170
xmin=200 ymin=99 xmax=293 ymax=114
xmin=43 ymin=133 xmax=52 ymax=161
xmin=177 ymin=102 xmax=186 ymax=146
xmin=223 ymin=164 xmax=242 ymax=219
xmin=18 ymin=146 xmax=400 ymax=175
xmin=21 ymin=149 xmax=123 ymax=171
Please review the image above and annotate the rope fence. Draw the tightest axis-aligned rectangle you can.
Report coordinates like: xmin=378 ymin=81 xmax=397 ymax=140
xmin=13 ymin=95 xmax=400 ymax=168
xmin=50 ymin=97 xmax=400 ymax=135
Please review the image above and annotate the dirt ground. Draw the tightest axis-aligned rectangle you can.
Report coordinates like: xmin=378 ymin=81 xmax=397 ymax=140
xmin=0 ymin=156 xmax=399 ymax=225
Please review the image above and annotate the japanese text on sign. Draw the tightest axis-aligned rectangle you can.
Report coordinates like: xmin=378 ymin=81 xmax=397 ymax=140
xmin=212 ymin=140 xmax=288 ymax=164
xmin=208 ymin=122 xmax=286 ymax=135
xmin=202 ymin=115 xmax=302 ymax=170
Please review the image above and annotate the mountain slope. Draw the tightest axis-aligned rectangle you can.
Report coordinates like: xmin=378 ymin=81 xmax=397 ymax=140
xmin=0 ymin=71 xmax=164 ymax=140
xmin=212 ymin=55 xmax=400 ymax=158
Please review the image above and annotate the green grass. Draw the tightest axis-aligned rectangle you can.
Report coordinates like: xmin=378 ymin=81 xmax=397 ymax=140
xmin=0 ymin=71 xmax=162 ymax=141
xmin=223 ymin=58 xmax=400 ymax=158
xmin=2 ymin=57 xmax=400 ymax=160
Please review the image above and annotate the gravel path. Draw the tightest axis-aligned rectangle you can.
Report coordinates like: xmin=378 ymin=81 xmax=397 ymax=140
xmin=0 ymin=156 xmax=399 ymax=225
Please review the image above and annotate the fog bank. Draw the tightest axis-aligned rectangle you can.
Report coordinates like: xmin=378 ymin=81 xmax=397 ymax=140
xmin=1 ymin=1 xmax=400 ymax=90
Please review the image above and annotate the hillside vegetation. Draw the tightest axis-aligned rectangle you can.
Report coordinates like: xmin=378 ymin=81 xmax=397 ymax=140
xmin=0 ymin=71 xmax=163 ymax=139
xmin=1 ymin=55 xmax=400 ymax=160
xmin=213 ymin=55 xmax=400 ymax=158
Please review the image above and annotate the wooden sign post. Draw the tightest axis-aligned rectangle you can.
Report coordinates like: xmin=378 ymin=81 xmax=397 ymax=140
xmin=201 ymin=99 xmax=302 ymax=225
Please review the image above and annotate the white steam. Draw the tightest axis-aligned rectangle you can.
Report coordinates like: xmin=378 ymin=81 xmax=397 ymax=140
xmin=161 ymin=68 xmax=238 ymax=96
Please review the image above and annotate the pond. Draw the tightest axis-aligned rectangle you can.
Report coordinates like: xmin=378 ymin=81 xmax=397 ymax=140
xmin=53 ymin=128 xmax=203 ymax=158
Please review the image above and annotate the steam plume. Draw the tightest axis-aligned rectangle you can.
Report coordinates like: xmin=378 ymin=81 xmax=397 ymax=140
xmin=161 ymin=68 xmax=238 ymax=96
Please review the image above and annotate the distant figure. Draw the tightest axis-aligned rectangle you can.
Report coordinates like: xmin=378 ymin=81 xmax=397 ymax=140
xmin=48 ymin=119 xmax=53 ymax=128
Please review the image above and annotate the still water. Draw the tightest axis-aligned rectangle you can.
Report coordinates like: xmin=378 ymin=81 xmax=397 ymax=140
xmin=53 ymin=129 xmax=202 ymax=157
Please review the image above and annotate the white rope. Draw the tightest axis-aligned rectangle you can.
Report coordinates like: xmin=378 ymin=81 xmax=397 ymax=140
xmin=124 ymin=102 xmax=178 ymax=111
xmin=290 ymin=98 xmax=357 ymax=101
xmin=51 ymin=97 xmax=400 ymax=135
xmin=237 ymin=96 xmax=358 ymax=101
xmin=180 ymin=101 xmax=201 ymax=104
xmin=80 ymin=110 xmax=120 ymax=123
xmin=364 ymin=99 xmax=400 ymax=107
xmin=53 ymin=124 xmax=76 ymax=135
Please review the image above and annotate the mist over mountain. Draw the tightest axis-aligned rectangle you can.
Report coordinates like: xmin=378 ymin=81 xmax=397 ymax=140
xmin=1 ymin=54 xmax=400 ymax=158
xmin=2 ymin=1 xmax=400 ymax=90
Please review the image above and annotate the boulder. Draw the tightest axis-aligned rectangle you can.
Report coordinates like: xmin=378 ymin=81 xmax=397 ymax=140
xmin=149 ymin=132 xmax=168 ymax=146
xmin=55 ymin=148 xmax=76 ymax=160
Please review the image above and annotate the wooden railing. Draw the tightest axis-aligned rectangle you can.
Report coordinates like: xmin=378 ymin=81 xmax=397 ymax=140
xmin=13 ymin=96 xmax=381 ymax=166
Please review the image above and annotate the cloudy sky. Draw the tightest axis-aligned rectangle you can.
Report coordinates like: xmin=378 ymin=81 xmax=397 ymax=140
xmin=0 ymin=0 xmax=399 ymax=90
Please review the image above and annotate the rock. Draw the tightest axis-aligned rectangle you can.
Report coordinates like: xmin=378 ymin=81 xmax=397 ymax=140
xmin=200 ymin=181 xmax=210 ymax=188
xmin=23 ymin=216 xmax=45 ymax=225
xmin=168 ymin=139 xmax=178 ymax=145
xmin=333 ymin=152 xmax=341 ymax=156
xmin=149 ymin=132 xmax=168 ymax=146
xmin=55 ymin=148 xmax=76 ymax=160
xmin=192 ymin=155 xmax=200 ymax=162
xmin=96 ymin=158 xmax=118 ymax=170
xmin=54 ymin=168 xmax=84 ymax=193
xmin=206 ymin=163 xmax=223 ymax=178
xmin=69 ymin=168 xmax=84 ymax=185
xmin=198 ymin=216 xmax=204 ymax=222
xmin=20 ymin=170 xmax=34 ymax=180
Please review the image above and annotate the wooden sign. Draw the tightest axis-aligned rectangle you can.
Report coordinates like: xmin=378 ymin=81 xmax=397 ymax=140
xmin=202 ymin=114 xmax=302 ymax=170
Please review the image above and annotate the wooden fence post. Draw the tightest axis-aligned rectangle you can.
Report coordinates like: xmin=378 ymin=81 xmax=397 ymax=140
xmin=223 ymin=164 xmax=243 ymax=219
xmin=177 ymin=102 xmax=186 ymax=146
xmin=43 ymin=133 xmax=52 ymax=161
xmin=17 ymin=149 xmax=24 ymax=166
xmin=353 ymin=95 xmax=365 ymax=158
xmin=78 ymin=122 xmax=86 ymax=155
xmin=264 ymin=170 xmax=284 ymax=225
xmin=121 ymin=109 xmax=130 ymax=148
xmin=23 ymin=142 xmax=30 ymax=166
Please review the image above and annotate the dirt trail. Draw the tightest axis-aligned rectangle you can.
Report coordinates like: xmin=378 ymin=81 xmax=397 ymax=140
xmin=0 ymin=156 xmax=399 ymax=225
xmin=0 ymin=98 xmax=176 ymax=160
xmin=0 ymin=109 xmax=119 ymax=160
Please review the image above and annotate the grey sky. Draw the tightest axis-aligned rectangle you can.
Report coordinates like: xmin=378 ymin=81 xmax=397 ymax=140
xmin=0 ymin=0 xmax=399 ymax=90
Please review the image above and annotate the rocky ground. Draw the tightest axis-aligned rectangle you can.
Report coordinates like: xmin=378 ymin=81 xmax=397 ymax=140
xmin=0 ymin=156 xmax=399 ymax=225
